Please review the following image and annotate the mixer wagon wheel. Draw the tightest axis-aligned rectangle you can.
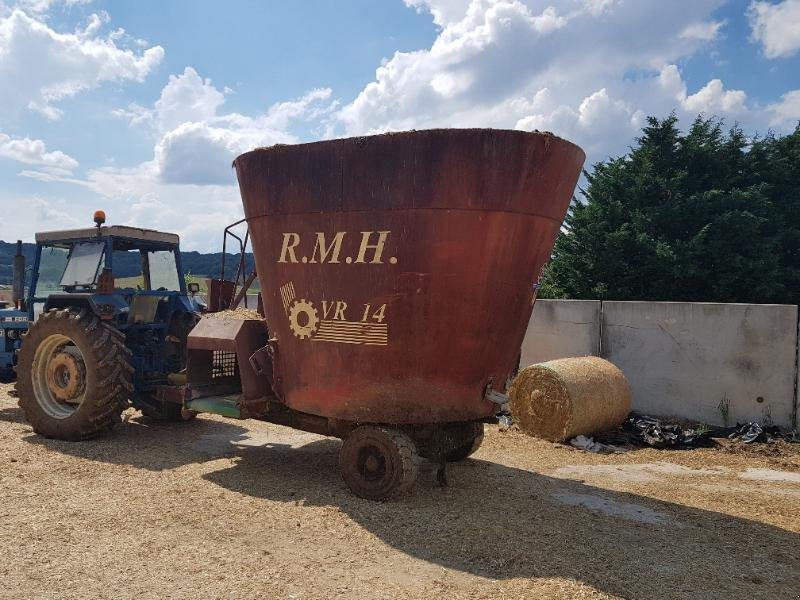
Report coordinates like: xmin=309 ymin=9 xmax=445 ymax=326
xmin=415 ymin=422 xmax=485 ymax=462
xmin=445 ymin=422 xmax=484 ymax=462
xmin=339 ymin=426 xmax=418 ymax=500
xmin=16 ymin=308 xmax=133 ymax=441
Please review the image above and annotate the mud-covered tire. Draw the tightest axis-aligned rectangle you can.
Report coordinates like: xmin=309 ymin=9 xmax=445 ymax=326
xmin=446 ymin=422 xmax=484 ymax=462
xmin=16 ymin=308 xmax=133 ymax=440
xmin=339 ymin=426 xmax=418 ymax=501
xmin=416 ymin=422 xmax=485 ymax=462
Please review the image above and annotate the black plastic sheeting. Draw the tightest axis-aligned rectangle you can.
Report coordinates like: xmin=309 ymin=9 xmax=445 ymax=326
xmin=622 ymin=414 xmax=713 ymax=449
xmin=593 ymin=413 xmax=800 ymax=449
xmin=727 ymin=422 xmax=769 ymax=444
xmin=726 ymin=422 xmax=800 ymax=444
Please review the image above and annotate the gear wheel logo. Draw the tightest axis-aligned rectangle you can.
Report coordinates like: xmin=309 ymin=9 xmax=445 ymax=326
xmin=288 ymin=299 xmax=319 ymax=339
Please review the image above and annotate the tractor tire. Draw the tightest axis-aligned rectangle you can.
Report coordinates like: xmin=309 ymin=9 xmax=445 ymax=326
xmin=16 ymin=308 xmax=133 ymax=441
xmin=339 ymin=426 xmax=418 ymax=501
xmin=445 ymin=422 xmax=484 ymax=462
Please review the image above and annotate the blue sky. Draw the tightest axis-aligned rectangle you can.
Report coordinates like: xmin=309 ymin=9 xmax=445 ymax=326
xmin=0 ymin=0 xmax=798 ymax=250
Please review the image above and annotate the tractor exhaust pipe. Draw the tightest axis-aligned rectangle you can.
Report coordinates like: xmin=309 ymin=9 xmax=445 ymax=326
xmin=12 ymin=240 xmax=25 ymax=310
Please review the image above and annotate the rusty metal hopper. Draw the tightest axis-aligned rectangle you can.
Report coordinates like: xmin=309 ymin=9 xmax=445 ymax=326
xmin=233 ymin=129 xmax=584 ymax=424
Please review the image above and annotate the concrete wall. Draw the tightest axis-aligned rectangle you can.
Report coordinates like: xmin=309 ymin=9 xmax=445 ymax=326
xmin=520 ymin=300 xmax=799 ymax=429
xmin=520 ymin=300 xmax=599 ymax=365
xmin=602 ymin=302 xmax=797 ymax=428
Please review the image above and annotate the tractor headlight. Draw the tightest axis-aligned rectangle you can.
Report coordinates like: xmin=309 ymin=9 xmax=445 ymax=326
xmin=6 ymin=329 xmax=17 ymax=340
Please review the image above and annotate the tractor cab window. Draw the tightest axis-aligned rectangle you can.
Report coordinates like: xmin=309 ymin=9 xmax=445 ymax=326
xmin=148 ymin=250 xmax=181 ymax=291
xmin=110 ymin=249 xmax=144 ymax=289
xmin=59 ymin=242 xmax=105 ymax=289
xmin=35 ymin=246 xmax=70 ymax=295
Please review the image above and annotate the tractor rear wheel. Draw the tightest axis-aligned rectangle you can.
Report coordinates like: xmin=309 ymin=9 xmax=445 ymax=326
xmin=16 ymin=308 xmax=133 ymax=440
xmin=339 ymin=426 xmax=418 ymax=500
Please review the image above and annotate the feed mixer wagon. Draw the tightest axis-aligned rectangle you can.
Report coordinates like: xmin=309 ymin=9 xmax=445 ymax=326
xmin=185 ymin=128 xmax=585 ymax=499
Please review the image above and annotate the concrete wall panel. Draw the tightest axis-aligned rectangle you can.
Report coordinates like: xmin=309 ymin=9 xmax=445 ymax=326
xmin=601 ymin=302 xmax=798 ymax=428
xmin=520 ymin=300 xmax=600 ymax=366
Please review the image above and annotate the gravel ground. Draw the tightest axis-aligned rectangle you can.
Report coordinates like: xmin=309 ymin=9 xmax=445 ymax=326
xmin=0 ymin=381 xmax=798 ymax=600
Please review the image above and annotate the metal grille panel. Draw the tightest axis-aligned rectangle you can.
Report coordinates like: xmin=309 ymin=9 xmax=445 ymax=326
xmin=212 ymin=350 xmax=237 ymax=378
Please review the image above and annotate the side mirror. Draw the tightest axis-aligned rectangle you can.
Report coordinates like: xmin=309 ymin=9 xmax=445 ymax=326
xmin=187 ymin=282 xmax=200 ymax=295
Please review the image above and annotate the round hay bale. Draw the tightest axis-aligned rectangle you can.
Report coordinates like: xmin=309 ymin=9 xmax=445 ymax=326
xmin=508 ymin=356 xmax=630 ymax=442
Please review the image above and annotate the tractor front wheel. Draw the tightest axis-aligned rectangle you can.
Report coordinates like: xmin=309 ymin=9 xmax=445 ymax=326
xmin=339 ymin=426 xmax=418 ymax=500
xmin=16 ymin=308 xmax=133 ymax=440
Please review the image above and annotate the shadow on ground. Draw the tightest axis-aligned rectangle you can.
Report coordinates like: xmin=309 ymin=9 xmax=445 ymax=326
xmin=202 ymin=438 xmax=799 ymax=600
xmin=9 ymin=405 xmax=252 ymax=471
xmin=7 ymin=399 xmax=799 ymax=599
xmin=0 ymin=405 xmax=26 ymax=425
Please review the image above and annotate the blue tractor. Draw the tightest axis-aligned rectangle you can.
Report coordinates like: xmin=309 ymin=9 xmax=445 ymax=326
xmin=0 ymin=241 xmax=28 ymax=381
xmin=14 ymin=212 xmax=205 ymax=439
xmin=0 ymin=306 xmax=27 ymax=382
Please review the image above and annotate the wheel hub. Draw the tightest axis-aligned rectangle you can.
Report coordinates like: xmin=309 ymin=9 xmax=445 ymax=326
xmin=46 ymin=350 xmax=86 ymax=403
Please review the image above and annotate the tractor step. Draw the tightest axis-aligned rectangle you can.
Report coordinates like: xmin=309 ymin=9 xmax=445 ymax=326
xmin=185 ymin=395 xmax=242 ymax=419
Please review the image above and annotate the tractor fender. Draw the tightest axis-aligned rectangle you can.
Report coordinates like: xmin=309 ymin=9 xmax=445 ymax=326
xmin=43 ymin=294 xmax=128 ymax=319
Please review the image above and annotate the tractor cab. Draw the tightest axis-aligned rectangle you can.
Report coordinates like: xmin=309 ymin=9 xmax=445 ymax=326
xmin=29 ymin=219 xmax=203 ymax=324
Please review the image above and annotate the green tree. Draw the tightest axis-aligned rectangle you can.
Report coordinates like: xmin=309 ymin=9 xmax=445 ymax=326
xmin=541 ymin=115 xmax=800 ymax=303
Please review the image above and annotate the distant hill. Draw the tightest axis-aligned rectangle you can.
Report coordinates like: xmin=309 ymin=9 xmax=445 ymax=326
xmin=0 ymin=240 xmax=254 ymax=286
xmin=0 ymin=241 xmax=34 ymax=285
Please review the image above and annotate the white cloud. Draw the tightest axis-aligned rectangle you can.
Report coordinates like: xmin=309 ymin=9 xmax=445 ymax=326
xmin=10 ymin=0 xmax=800 ymax=252
xmin=767 ymin=89 xmax=800 ymax=126
xmin=404 ymin=0 xmax=472 ymax=26
xmin=655 ymin=64 xmax=747 ymax=116
xmin=678 ymin=76 xmax=748 ymax=115
xmin=21 ymin=67 xmax=337 ymax=247
xmin=148 ymin=85 xmax=333 ymax=186
xmin=114 ymin=67 xmax=335 ymax=185
xmin=0 ymin=131 xmax=78 ymax=169
xmin=17 ymin=158 xmax=244 ymax=251
xmin=582 ymin=0 xmax=620 ymax=17
xmin=515 ymin=88 xmax=643 ymax=158
xmin=336 ymin=0 xmax=751 ymax=167
xmin=153 ymin=67 xmax=227 ymax=132
xmin=0 ymin=193 xmax=85 ymax=246
xmin=29 ymin=196 xmax=82 ymax=228
xmin=748 ymin=0 xmax=800 ymax=58
xmin=524 ymin=65 xmax=749 ymax=155
xmin=81 ymin=162 xmax=246 ymax=250
xmin=679 ymin=20 xmax=725 ymax=41
xmin=0 ymin=8 xmax=163 ymax=120
xmin=2 ymin=0 xmax=93 ymax=16
xmin=154 ymin=122 xmax=251 ymax=185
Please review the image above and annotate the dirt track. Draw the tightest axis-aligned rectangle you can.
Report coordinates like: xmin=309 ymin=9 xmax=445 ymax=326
xmin=1 ymin=381 xmax=798 ymax=599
